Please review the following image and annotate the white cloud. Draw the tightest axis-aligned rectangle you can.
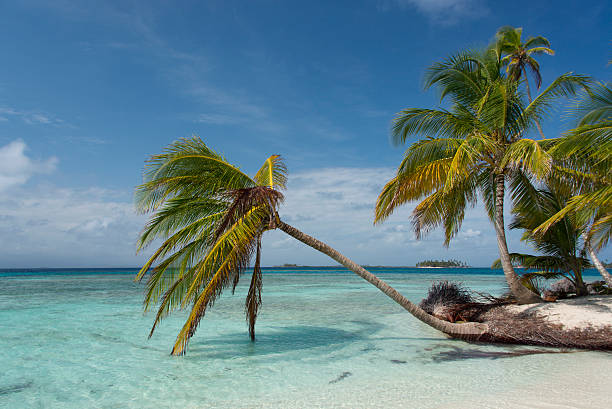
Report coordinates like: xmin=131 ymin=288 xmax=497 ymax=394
xmin=0 ymin=140 xmax=58 ymax=192
xmin=381 ymin=0 xmax=487 ymax=24
xmin=261 ymin=167 xmax=531 ymax=267
xmin=459 ymin=228 xmax=482 ymax=238
xmin=0 ymin=185 xmax=147 ymax=267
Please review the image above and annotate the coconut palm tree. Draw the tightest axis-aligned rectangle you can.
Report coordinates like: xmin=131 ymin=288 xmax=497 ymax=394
xmin=135 ymin=137 xmax=486 ymax=355
xmin=374 ymin=48 xmax=589 ymax=304
xmin=496 ymin=26 xmax=555 ymax=100
xmin=536 ymin=84 xmax=612 ymax=285
xmin=495 ymin=26 xmax=555 ymax=138
xmin=492 ymin=183 xmax=591 ymax=296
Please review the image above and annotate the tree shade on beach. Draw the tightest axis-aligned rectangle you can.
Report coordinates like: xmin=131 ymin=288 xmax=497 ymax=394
xmin=374 ymin=40 xmax=589 ymax=304
xmin=135 ymin=137 xmax=486 ymax=355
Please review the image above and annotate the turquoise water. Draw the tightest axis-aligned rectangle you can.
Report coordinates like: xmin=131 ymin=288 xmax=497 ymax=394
xmin=1 ymin=268 xmax=610 ymax=408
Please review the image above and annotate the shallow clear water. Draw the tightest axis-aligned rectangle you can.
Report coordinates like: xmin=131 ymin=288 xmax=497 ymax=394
xmin=1 ymin=269 xmax=610 ymax=408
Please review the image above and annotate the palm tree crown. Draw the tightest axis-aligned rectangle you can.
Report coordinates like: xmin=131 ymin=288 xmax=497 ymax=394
xmin=496 ymin=26 xmax=554 ymax=95
xmin=493 ymin=183 xmax=591 ymax=295
xmin=135 ymin=137 xmax=287 ymax=355
xmin=375 ymin=46 xmax=588 ymax=303
xmin=536 ymin=83 xmax=612 ymax=284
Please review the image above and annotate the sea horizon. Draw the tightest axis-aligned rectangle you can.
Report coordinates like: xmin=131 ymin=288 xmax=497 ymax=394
xmin=1 ymin=266 xmax=604 ymax=276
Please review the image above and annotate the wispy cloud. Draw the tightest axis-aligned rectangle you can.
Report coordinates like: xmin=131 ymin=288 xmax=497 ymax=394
xmin=380 ymin=0 xmax=488 ymax=24
xmin=0 ymin=139 xmax=58 ymax=192
xmin=0 ymin=106 xmax=67 ymax=126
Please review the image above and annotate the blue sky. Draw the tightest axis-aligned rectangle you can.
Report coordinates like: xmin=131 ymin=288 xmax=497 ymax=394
xmin=0 ymin=0 xmax=610 ymax=267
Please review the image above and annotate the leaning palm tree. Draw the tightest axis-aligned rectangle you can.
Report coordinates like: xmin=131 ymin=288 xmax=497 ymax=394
xmin=536 ymin=83 xmax=612 ymax=285
xmin=495 ymin=26 xmax=554 ymax=138
xmin=492 ymin=183 xmax=591 ymax=296
xmin=135 ymin=137 xmax=486 ymax=355
xmin=374 ymin=47 xmax=589 ymax=304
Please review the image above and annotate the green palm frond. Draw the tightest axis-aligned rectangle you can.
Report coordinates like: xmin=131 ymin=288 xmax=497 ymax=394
xmin=491 ymin=253 xmax=568 ymax=271
xmin=135 ymin=137 xmax=255 ymax=213
xmin=444 ymin=134 xmax=492 ymax=191
xmin=508 ymin=169 xmax=541 ymax=213
xmin=522 ymin=74 xmax=592 ymax=126
xmin=181 ymin=204 xmax=270 ymax=308
xmin=424 ymin=50 xmax=490 ymax=105
xmin=254 ymin=155 xmax=288 ymax=189
xmin=501 ymin=138 xmax=551 ymax=178
xmin=375 ymin=137 xmax=463 ymax=223
xmin=135 ymin=136 xmax=289 ymax=355
xmin=412 ymin=173 xmax=478 ymax=245
xmin=574 ymin=83 xmax=612 ymax=125
xmin=589 ymin=214 xmax=612 ymax=250
xmin=535 ymin=186 xmax=612 ymax=235
xmin=391 ymin=109 xmax=475 ymax=145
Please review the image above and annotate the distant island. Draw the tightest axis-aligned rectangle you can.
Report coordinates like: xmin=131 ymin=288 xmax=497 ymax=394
xmin=415 ymin=259 xmax=469 ymax=268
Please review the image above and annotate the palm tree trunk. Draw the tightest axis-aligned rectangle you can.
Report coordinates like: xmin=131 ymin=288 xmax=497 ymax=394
xmin=523 ymin=67 xmax=546 ymax=139
xmin=586 ymin=241 xmax=612 ymax=287
xmin=277 ymin=220 xmax=488 ymax=340
xmin=493 ymin=173 xmax=541 ymax=304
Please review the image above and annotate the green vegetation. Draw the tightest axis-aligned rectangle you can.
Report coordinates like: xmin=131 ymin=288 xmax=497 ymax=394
xmin=135 ymin=138 xmax=485 ymax=355
xmin=416 ymin=259 xmax=468 ymax=268
xmin=135 ymin=25 xmax=611 ymax=354
xmin=536 ymin=84 xmax=612 ymax=285
xmin=374 ymin=26 xmax=587 ymax=304
xmin=495 ymin=26 xmax=554 ymax=138
xmin=492 ymin=182 xmax=591 ymax=295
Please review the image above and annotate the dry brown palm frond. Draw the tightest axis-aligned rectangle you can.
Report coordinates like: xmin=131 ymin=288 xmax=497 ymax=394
xmin=246 ymin=236 xmax=263 ymax=340
xmin=213 ymin=186 xmax=284 ymax=243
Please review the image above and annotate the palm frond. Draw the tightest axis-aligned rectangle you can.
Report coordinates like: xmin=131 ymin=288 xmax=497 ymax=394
xmin=135 ymin=137 xmax=255 ymax=213
xmin=182 ymin=205 xmax=270 ymax=307
xmin=522 ymin=74 xmax=591 ymax=127
xmin=254 ymin=155 xmax=288 ymax=189
xmin=391 ymin=108 xmax=475 ymax=145
xmin=502 ymin=138 xmax=551 ymax=179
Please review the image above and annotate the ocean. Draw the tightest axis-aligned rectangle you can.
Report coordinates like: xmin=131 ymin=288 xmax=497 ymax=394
xmin=1 ymin=268 xmax=610 ymax=408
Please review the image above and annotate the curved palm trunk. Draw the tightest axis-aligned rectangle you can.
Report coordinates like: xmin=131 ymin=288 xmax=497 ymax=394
xmin=586 ymin=241 xmax=612 ymax=287
xmin=277 ymin=220 xmax=488 ymax=340
xmin=493 ymin=173 xmax=541 ymax=304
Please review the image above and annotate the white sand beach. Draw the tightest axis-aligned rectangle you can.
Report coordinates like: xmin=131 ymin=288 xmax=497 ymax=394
xmin=505 ymin=295 xmax=612 ymax=330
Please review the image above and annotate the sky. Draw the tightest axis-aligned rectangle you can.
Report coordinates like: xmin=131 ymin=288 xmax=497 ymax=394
xmin=0 ymin=0 xmax=610 ymax=268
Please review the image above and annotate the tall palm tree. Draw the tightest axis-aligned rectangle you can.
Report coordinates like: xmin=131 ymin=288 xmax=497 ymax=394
xmin=495 ymin=26 xmax=555 ymax=138
xmin=492 ymin=183 xmax=591 ymax=295
xmin=374 ymin=48 xmax=588 ymax=304
xmin=536 ymin=84 xmax=612 ymax=285
xmin=135 ymin=137 xmax=486 ymax=355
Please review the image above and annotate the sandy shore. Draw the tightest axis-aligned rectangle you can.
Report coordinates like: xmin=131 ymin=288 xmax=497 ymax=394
xmin=504 ymin=295 xmax=612 ymax=330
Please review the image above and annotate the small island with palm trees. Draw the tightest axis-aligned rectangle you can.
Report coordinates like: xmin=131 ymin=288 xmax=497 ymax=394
xmin=416 ymin=259 xmax=469 ymax=268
